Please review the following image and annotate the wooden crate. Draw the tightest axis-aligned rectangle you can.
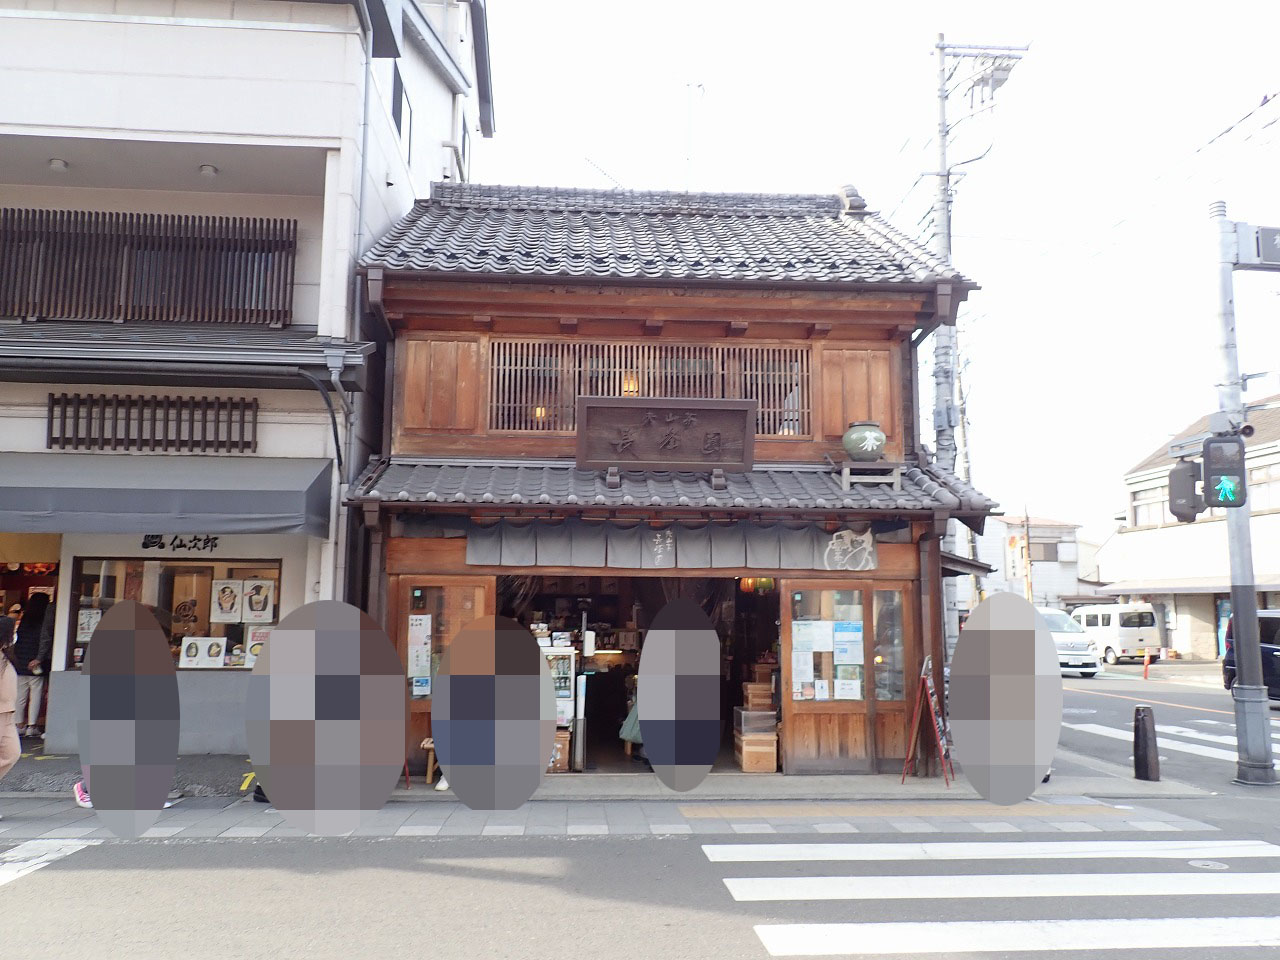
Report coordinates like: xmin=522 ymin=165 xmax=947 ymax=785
xmin=547 ymin=729 xmax=572 ymax=773
xmin=734 ymin=731 xmax=778 ymax=773
xmin=752 ymin=663 xmax=775 ymax=684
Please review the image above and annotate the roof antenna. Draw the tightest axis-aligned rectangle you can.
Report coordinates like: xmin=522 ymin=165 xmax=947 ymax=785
xmin=584 ymin=156 xmax=625 ymax=190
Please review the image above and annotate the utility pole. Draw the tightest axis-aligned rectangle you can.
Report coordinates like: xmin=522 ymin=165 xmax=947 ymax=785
xmin=930 ymin=34 xmax=1027 ymax=660
xmin=1210 ymin=201 xmax=1277 ymax=785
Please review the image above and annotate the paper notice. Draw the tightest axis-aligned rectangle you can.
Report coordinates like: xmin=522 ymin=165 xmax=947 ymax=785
xmin=834 ymin=678 xmax=862 ymax=700
xmin=814 ymin=679 xmax=830 ymax=701
xmin=791 ymin=650 xmax=814 ymax=682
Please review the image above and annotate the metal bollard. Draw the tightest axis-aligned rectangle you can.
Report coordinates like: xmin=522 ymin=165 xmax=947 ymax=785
xmin=1134 ymin=705 xmax=1160 ymax=781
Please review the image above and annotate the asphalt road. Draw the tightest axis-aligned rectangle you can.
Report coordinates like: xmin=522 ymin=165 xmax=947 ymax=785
xmin=9 ymin=825 xmax=1280 ymax=960
xmin=1058 ymin=664 xmax=1280 ymax=796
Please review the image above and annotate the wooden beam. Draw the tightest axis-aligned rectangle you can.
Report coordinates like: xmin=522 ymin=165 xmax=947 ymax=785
xmin=643 ymin=318 xmax=664 ymax=336
xmin=808 ymin=322 xmax=832 ymax=339
xmin=727 ymin=320 xmax=748 ymax=336
xmin=473 ymin=314 xmax=494 ymax=330
xmin=559 ymin=317 xmax=579 ymax=333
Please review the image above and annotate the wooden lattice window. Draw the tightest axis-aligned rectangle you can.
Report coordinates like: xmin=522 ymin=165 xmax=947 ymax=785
xmin=0 ymin=209 xmax=297 ymax=325
xmin=489 ymin=339 xmax=812 ymax=436
xmin=47 ymin=393 xmax=259 ymax=452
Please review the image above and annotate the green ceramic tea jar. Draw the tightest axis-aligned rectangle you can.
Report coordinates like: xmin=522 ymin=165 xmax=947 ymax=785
xmin=842 ymin=421 xmax=886 ymax=461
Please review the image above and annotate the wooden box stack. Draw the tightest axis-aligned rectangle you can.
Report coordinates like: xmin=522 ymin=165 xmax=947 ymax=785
xmin=734 ymin=729 xmax=778 ymax=773
xmin=752 ymin=663 xmax=775 ymax=684
xmin=743 ymin=681 xmax=772 ymax=711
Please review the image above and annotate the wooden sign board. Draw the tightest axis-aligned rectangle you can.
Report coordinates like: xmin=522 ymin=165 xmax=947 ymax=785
xmin=901 ymin=654 xmax=954 ymax=784
xmin=575 ymin=396 xmax=757 ymax=472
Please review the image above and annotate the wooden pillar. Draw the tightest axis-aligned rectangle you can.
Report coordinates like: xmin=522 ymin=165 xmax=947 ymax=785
xmin=363 ymin=504 xmax=386 ymax=626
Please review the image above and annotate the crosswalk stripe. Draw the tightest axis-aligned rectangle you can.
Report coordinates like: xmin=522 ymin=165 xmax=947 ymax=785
xmin=0 ymin=840 xmax=101 ymax=888
xmin=752 ymin=917 xmax=1280 ymax=956
xmin=702 ymin=839 xmax=1280 ymax=863
xmin=725 ymin=871 xmax=1280 ymax=902
xmin=1064 ymin=722 xmax=1241 ymax=760
xmin=1157 ymin=723 xmax=1280 ymax=746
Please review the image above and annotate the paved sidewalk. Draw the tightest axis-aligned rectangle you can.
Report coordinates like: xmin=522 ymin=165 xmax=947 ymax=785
xmin=0 ymin=795 xmax=1219 ymax=841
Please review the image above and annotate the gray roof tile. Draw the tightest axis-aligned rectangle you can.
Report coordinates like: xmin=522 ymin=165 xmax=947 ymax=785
xmin=360 ymin=183 xmax=968 ymax=287
xmin=352 ymin=459 xmax=997 ymax=516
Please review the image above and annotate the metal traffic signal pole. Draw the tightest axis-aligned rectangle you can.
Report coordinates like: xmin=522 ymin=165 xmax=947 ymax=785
xmin=1210 ymin=201 xmax=1277 ymax=785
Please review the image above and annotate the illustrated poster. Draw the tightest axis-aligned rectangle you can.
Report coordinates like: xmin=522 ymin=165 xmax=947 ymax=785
xmin=76 ymin=608 xmax=103 ymax=645
xmin=181 ymin=637 xmax=224 ymax=668
xmin=240 ymin=580 xmax=276 ymax=624
xmin=210 ymin=580 xmax=244 ymax=623
xmin=245 ymin=626 xmax=271 ymax=668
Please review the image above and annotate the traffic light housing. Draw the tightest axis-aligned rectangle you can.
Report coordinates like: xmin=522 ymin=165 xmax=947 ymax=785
xmin=1203 ymin=435 xmax=1247 ymax=508
xmin=1168 ymin=458 xmax=1203 ymax=522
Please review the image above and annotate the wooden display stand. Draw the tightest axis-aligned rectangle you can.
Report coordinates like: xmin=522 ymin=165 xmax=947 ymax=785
xmin=901 ymin=655 xmax=953 ymax=785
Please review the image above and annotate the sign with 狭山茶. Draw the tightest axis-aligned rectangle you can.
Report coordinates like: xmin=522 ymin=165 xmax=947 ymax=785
xmin=575 ymin=396 xmax=756 ymax=471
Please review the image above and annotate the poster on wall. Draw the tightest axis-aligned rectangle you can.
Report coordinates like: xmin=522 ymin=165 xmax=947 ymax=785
xmin=833 ymin=621 xmax=864 ymax=664
xmin=210 ymin=580 xmax=244 ymax=623
xmin=241 ymin=580 xmax=276 ymax=624
xmin=791 ymin=650 xmax=814 ymax=683
xmin=792 ymin=620 xmax=833 ymax=652
xmin=76 ymin=608 xmax=103 ymax=645
xmin=245 ymin=627 xmax=271 ymax=668
xmin=180 ymin=638 xmax=224 ymax=668
xmin=408 ymin=614 xmax=432 ymax=679
xmin=814 ymin=679 xmax=830 ymax=701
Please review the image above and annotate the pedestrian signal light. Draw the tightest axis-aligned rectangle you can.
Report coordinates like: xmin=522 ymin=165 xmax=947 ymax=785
xmin=1168 ymin=458 xmax=1203 ymax=523
xmin=1202 ymin=436 xmax=1247 ymax=508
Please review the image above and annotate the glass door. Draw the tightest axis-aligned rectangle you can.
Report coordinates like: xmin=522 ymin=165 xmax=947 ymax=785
xmin=781 ymin=579 xmax=914 ymax=774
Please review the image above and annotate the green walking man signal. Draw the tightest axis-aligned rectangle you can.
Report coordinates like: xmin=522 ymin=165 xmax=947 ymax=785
xmin=1203 ymin=435 xmax=1247 ymax=509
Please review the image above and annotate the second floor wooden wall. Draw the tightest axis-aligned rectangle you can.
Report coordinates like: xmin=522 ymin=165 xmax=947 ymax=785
xmin=381 ymin=281 xmax=932 ymax=465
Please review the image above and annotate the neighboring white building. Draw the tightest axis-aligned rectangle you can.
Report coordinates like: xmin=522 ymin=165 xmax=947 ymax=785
xmin=1095 ymin=396 xmax=1280 ymax=661
xmin=956 ymin=515 xmax=1106 ymax=625
xmin=0 ymin=0 xmax=494 ymax=751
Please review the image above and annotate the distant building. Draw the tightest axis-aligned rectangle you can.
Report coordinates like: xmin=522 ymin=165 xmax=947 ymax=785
xmin=1095 ymin=395 xmax=1280 ymax=660
xmin=955 ymin=515 xmax=1106 ymax=640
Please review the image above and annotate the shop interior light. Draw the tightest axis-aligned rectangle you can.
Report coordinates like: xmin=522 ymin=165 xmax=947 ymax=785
xmin=621 ymin=371 xmax=640 ymax=397
xmin=532 ymin=405 xmax=548 ymax=420
xmin=592 ymin=649 xmax=623 ymax=655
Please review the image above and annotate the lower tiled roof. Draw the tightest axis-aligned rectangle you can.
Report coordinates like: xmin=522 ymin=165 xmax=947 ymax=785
xmin=351 ymin=459 xmax=998 ymax=515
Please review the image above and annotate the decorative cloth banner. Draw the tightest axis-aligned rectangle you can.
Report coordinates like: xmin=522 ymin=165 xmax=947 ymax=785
xmin=463 ymin=518 xmax=878 ymax=572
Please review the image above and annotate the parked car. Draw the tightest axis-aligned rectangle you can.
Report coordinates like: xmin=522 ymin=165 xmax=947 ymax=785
xmin=1070 ymin=602 xmax=1162 ymax=665
xmin=1222 ymin=610 xmax=1280 ymax=698
xmin=1037 ymin=606 xmax=1100 ymax=678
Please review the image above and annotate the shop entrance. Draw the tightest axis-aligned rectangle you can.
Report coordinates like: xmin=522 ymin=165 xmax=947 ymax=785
xmin=494 ymin=574 xmax=781 ymax=774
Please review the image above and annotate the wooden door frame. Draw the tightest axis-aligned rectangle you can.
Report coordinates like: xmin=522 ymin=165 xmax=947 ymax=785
xmin=780 ymin=577 xmax=917 ymax=773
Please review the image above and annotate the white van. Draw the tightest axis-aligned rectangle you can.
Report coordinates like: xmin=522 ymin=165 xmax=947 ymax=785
xmin=1070 ymin=603 xmax=1161 ymax=664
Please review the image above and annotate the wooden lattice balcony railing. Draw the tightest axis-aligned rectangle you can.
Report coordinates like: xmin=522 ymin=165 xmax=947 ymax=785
xmin=488 ymin=338 xmax=813 ymax=437
xmin=47 ymin=393 xmax=259 ymax=452
xmin=0 ymin=208 xmax=297 ymax=326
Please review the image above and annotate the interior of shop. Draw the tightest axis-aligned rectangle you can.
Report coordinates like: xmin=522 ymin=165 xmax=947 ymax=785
xmin=497 ymin=575 xmax=782 ymax=773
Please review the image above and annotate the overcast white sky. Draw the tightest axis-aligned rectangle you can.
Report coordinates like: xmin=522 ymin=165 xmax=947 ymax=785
xmin=472 ymin=2 xmax=1280 ymax=543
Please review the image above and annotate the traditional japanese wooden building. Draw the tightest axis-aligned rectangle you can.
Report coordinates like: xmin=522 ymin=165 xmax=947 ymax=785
xmin=351 ymin=183 xmax=996 ymax=775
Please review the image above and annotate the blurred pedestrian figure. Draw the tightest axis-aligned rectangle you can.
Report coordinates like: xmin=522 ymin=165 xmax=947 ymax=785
xmin=13 ymin=592 xmax=52 ymax=739
xmin=0 ymin=627 xmax=20 ymax=817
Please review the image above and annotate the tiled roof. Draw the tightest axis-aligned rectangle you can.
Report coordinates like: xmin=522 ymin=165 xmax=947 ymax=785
xmin=1128 ymin=393 xmax=1280 ymax=475
xmin=359 ymin=182 xmax=967 ymax=287
xmin=351 ymin=459 xmax=998 ymax=515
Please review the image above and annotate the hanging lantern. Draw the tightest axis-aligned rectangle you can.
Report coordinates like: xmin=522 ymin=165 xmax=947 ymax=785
xmin=755 ymin=578 xmax=775 ymax=594
xmin=740 ymin=578 xmax=756 ymax=593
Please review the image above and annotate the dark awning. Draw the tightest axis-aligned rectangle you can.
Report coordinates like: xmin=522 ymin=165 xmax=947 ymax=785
xmin=940 ymin=550 xmax=995 ymax=578
xmin=0 ymin=453 xmax=332 ymax=537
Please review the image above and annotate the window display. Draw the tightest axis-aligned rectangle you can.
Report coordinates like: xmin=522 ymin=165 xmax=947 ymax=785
xmin=69 ymin=557 xmax=282 ymax=669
